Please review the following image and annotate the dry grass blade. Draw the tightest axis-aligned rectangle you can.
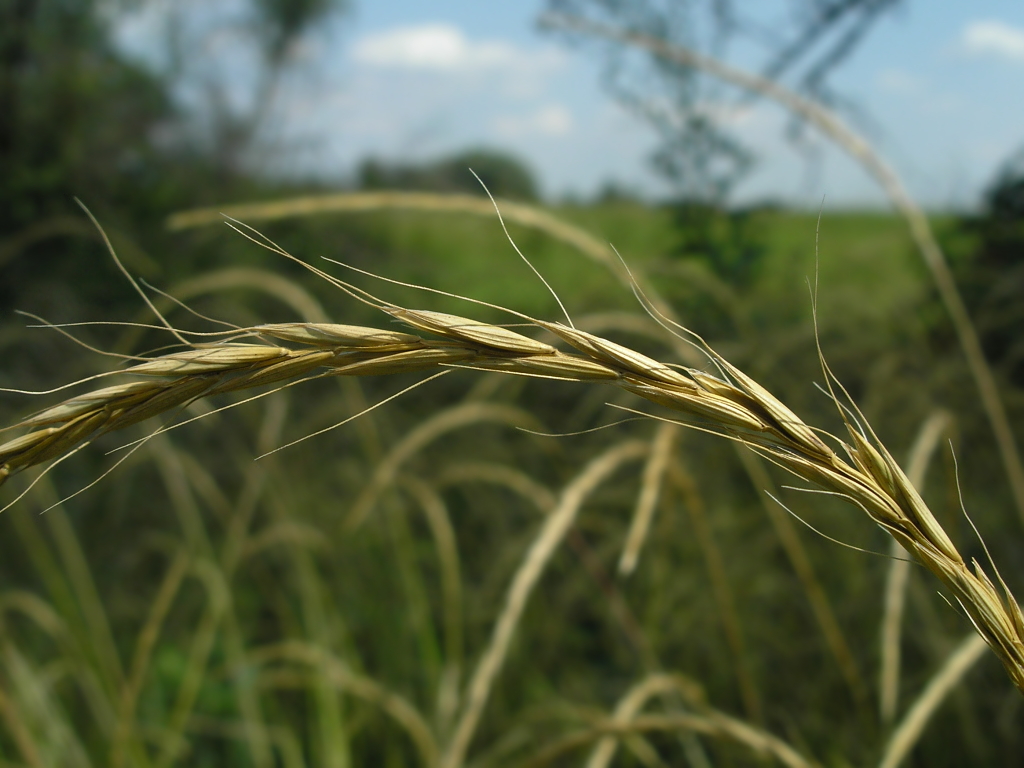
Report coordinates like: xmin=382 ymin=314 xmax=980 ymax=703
xmin=618 ymin=423 xmax=676 ymax=576
xmin=734 ymin=447 xmax=866 ymax=707
xmin=250 ymin=641 xmax=439 ymax=768
xmin=436 ymin=461 xmax=557 ymax=514
xmin=344 ymin=402 xmax=545 ymax=531
xmin=2 ymin=641 xmax=92 ymax=767
xmin=586 ymin=672 xmax=705 ymax=768
xmin=165 ymin=190 xmax=702 ymax=369
xmin=0 ymin=680 xmax=46 ymax=768
xmin=878 ymin=633 xmax=989 ymax=768
xmin=170 ymin=267 xmax=330 ymax=323
xmin=166 ymin=190 xmax=622 ymax=274
xmin=527 ymin=712 xmax=815 ymax=768
xmin=399 ymin=475 xmax=465 ymax=673
xmin=110 ymin=549 xmax=190 ymax=768
xmin=880 ymin=410 xmax=954 ymax=723
xmin=441 ymin=439 xmax=648 ymax=768
xmin=670 ymin=459 xmax=763 ymax=724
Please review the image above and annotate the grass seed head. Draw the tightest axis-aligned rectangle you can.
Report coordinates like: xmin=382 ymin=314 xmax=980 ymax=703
xmin=256 ymin=323 xmax=423 ymax=349
xmin=2 ymin=300 xmax=1024 ymax=702
xmin=539 ymin=321 xmax=696 ymax=388
xmin=388 ymin=308 xmax=556 ymax=356
xmin=128 ymin=345 xmax=288 ymax=376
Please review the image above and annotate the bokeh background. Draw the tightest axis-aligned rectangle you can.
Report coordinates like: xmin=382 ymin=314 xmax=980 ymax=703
xmin=1 ymin=1 xmax=1023 ymax=765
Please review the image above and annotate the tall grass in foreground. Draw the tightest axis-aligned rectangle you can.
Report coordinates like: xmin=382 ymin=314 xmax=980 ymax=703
xmin=1 ymin=201 xmax=1022 ymax=766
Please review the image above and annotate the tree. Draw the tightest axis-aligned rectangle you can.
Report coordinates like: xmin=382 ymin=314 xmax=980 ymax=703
xmin=542 ymin=0 xmax=903 ymax=200
xmin=358 ymin=149 xmax=540 ymax=202
xmin=217 ymin=0 xmax=351 ymax=173
xmin=0 ymin=0 xmax=175 ymax=230
xmin=0 ymin=0 xmax=351 ymax=313
xmin=956 ymin=149 xmax=1024 ymax=386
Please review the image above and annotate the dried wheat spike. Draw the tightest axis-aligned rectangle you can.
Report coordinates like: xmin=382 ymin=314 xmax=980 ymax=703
xmin=2 ymin=312 xmax=1023 ymax=694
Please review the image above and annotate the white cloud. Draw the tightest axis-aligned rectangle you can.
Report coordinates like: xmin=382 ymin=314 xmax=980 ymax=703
xmin=493 ymin=105 xmax=574 ymax=138
xmin=962 ymin=20 xmax=1024 ymax=62
xmin=351 ymin=23 xmax=518 ymax=71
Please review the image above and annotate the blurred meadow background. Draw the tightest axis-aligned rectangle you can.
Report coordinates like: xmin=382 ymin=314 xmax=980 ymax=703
xmin=2 ymin=1 xmax=1024 ymax=765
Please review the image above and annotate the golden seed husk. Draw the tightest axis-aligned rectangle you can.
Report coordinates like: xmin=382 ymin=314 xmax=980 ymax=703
xmin=256 ymin=323 xmax=422 ymax=349
xmin=128 ymin=345 xmax=288 ymax=376
xmin=539 ymin=321 xmax=696 ymax=388
xmin=389 ymin=308 xmax=556 ymax=356
xmin=467 ymin=353 xmax=620 ymax=381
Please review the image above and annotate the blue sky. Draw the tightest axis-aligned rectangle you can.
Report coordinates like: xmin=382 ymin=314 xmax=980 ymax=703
xmin=115 ymin=1 xmax=1024 ymax=208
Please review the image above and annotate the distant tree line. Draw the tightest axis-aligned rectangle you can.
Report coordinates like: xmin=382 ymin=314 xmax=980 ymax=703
xmin=356 ymin=149 xmax=540 ymax=202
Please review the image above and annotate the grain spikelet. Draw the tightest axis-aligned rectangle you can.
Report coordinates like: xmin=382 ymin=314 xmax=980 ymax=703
xmin=2 ymin=307 xmax=1023 ymax=696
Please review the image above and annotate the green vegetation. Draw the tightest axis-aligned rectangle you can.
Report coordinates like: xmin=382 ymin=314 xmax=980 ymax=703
xmin=3 ymin=195 xmax=1024 ymax=766
xmin=358 ymin=150 xmax=542 ymax=202
xmin=2 ymin=2 xmax=1023 ymax=766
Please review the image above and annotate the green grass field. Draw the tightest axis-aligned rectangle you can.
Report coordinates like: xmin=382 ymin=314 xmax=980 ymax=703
xmin=1 ymin=198 xmax=1020 ymax=767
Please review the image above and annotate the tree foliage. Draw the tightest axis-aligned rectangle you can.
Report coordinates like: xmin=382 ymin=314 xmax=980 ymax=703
xmin=0 ymin=0 xmax=176 ymax=230
xmin=0 ymin=0 xmax=350 ymax=316
xmin=251 ymin=0 xmax=349 ymax=64
xmin=543 ymin=0 xmax=903 ymax=199
xmin=954 ymin=149 xmax=1024 ymax=385
xmin=358 ymin=149 xmax=540 ymax=202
